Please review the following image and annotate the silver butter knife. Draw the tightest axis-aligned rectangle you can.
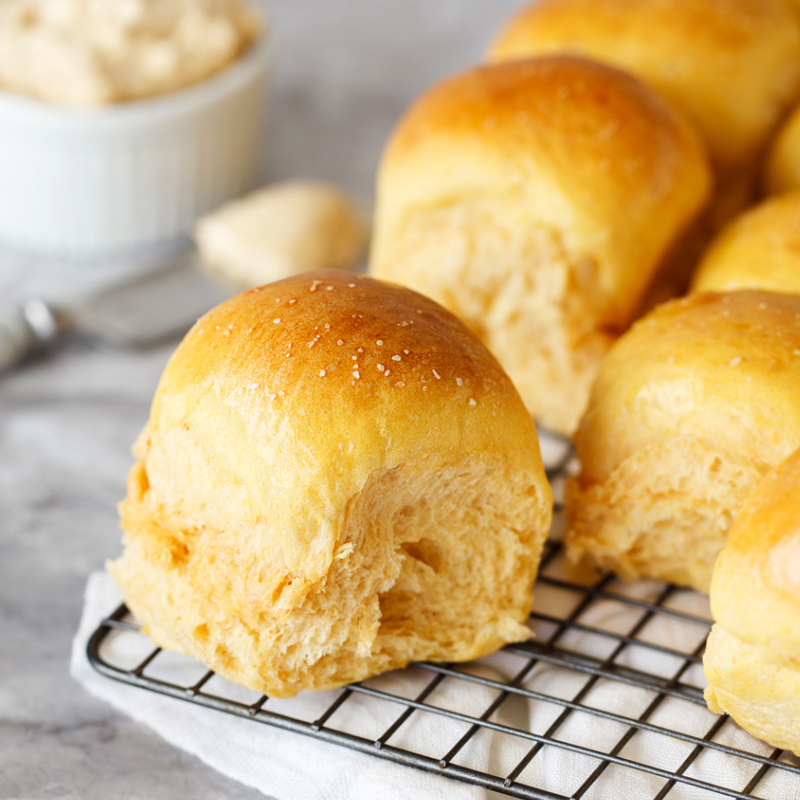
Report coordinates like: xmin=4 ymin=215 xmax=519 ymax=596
xmin=0 ymin=251 xmax=230 ymax=373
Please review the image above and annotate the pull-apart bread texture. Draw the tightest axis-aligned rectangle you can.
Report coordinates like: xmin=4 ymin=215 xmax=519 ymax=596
xmin=487 ymin=0 xmax=800 ymax=228
xmin=370 ymin=56 xmax=710 ymax=436
xmin=704 ymin=447 xmax=800 ymax=756
xmin=692 ymin=192 xmax=800 ymax=297
xmin=110 ymin=271 xmax=553 ymax=698
xmin=566 ymin=290 xmax=800 ymax=593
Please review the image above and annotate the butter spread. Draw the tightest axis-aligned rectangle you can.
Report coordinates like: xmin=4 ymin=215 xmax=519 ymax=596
xmin=0 ymin=0 xmax=261 ymax=105
xmin=195 ymin=182 xmax=369 ymax=289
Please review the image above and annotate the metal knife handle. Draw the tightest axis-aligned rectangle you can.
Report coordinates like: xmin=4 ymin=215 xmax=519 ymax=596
xmin=0 ymin=300 xmax=62 ymax=373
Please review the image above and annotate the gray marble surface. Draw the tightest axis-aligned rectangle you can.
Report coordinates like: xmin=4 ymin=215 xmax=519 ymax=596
xmin=0 ymin=2 xmax=523 ymax=798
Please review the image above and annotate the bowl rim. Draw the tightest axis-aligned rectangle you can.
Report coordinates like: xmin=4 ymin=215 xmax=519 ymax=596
xmin=0 ymin=15 xmax=271 ymax=129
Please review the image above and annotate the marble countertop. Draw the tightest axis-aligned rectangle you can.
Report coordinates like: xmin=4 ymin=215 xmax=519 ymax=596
xmin=0 ymin=1 xmax=522 ymax=797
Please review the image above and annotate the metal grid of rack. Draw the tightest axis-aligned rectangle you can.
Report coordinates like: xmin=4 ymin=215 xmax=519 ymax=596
xmin=87 ymin=458 xmax=800 ymax=799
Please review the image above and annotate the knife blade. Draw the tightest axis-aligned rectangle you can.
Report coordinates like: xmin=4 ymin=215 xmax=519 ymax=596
xmin=0 ymin=250 xmax=231 ymax=373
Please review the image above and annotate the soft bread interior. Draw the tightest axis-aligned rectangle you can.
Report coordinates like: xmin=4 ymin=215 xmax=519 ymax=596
xmin=379 ymin=199 xmax=614 ymax=435
xmin=566 ymin=437 xmax=765 ymax=592
xmin=113 ymin=453 xmax=548 ymax=698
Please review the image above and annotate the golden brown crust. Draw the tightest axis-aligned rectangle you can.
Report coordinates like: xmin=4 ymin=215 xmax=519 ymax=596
xmin=575 ymin=291 xmax=800 ymax=485
xmin=111 ymin=271 xmax=553 ymax=697
xmin=371 ymin=56 xmax=710 ymax=434
xmin=691 ymin=192 xmax=800 ymax=297
xmin=566 ymin=291 xmax=800 ymax=591
xmin=764 ymin=105 xmax=800 ymax=197
xmin=704 ymin=447 xmax=800 ymax=755
xmin=376 ymin=56 xmax=708 ymax=321
xmin=487 ymin=0 xmax=800 ymax=177
xmin=152 ymin=270 xmax=522 ymax=467
xmin=710 ymin=447 xmax=800 ymax=657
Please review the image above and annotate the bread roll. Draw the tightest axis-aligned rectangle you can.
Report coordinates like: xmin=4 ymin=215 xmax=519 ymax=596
xmin=195 ymin=181 xmax=368 ymax=290
xmin=566 ymin=290 xmax=800 ymax=593
xmin=704 ymin=446 xmax=800 ymax=755
xmin=487 ymin=0 xmax=800 ymax=229
xmin=370 ymin=56 xmax=710 ymax=435
xmin=692 ymin=192 xmax=800 ymax=297
xmin=110 ymin=271 xmax=553 ymax=698
xmin=764 ymin=105 xmax=800 ymax=197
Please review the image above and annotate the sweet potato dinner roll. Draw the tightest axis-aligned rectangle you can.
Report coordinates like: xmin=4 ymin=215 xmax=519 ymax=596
xmin=691 ymin=192 xmax=800 ymax=297
xmin=764 ymin=105 xmax=800 ymax=197
xmin=566 ymin=290 xmax=800 ymax=593
xmin=705 ymin=447 xmax=800 ymax=756
xmin=111 ymin=271 xmax=553 ymax=698
xmin=487 ymin=0 xmax=800 ymax=226
xmin=370 ymin=56 xmax=710 ymax=435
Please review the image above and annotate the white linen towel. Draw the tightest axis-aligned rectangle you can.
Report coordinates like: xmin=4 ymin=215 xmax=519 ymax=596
xmin=71 ymin=563 xmax=800 ymax=800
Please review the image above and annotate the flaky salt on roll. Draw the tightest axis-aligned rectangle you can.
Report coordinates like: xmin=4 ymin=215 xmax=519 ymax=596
xmin=110 ymin=271 xmax=553 ymax=698
xmin=566 ymin=291 xmax=800 ymax=593
xmin=487 ymin=0 xmax=800 ymax=228
xmin=705 ymin=447 xmax=800 ymax=756
xmin=370 ymin=56 xmax=710 ymax=436
xmin=691 ymin=192 xmax=800 ymax=297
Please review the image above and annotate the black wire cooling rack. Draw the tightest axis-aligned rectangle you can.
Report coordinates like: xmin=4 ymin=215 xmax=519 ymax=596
xmin=86 ymin=453 xmax=800 ymax=800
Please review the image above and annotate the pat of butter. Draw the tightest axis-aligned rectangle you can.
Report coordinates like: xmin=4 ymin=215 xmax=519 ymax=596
xmin=195 ymin=181 xmax=369 ymax=290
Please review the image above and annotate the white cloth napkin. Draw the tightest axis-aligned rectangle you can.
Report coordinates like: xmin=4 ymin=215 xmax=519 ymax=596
xmin=71 ymin=565 xmax=800 ymax=800
xmin=71 ymin=571 xmax=494 ymax=800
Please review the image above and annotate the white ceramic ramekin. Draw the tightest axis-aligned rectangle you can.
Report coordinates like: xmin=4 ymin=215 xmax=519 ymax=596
xmin=0 ymin=30 xmax=270 ymax=258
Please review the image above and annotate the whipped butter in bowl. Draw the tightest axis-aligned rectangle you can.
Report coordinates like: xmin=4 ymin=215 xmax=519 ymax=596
xmin=0 ymin=0 xmax=270 ymax=256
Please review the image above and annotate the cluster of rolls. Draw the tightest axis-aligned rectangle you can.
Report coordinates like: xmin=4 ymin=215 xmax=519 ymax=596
xmin=369 ymin=0 xmax=800 ymax=757
xmin=111 ymin=0 xmax=800 ymax=758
